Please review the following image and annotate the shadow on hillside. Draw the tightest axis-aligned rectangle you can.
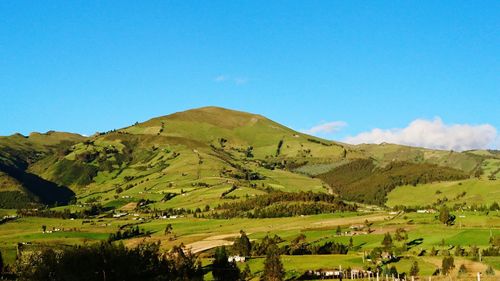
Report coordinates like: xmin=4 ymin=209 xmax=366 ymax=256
xmin=406 ymin=238 xmax=424 ymax=248
xmin=0 ymin=163 xmax=75 ymax=206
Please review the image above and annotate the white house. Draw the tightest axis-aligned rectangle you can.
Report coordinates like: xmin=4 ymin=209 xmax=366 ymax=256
xmin=228 ymin=255 xmax=246 ymax=263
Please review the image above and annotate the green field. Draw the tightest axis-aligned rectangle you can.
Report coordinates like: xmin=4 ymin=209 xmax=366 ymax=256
xmin=386 ymin=179 xmax=500 ymax=207
xmin=1 ymin=107 xmax=499 ymax=280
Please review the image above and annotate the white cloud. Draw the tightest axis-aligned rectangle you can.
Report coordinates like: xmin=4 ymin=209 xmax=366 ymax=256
xmin=214 ymin=75 xmax=228 ymax=82
xmin=303 ymin=121 xmax=347 ymax=135
xmin=214 ymin=75 xmax=248 ymax=85
xmin=234 ymin=77 xmax=248 ymax=85
xmin=344 ymin=117 xmax=498 ymax=151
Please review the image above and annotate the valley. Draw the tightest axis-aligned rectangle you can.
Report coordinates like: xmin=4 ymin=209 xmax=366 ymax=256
xmin=0 ymin=107 xmax=499 ymax=280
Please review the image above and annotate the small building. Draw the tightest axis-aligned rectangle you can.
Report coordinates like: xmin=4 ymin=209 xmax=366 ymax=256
xmin=417 ymin=209 xmax=436 ymax=214
xmin=113 ymin=212 xmax=128 ymax=218
xmin=350 ymin=224 xmax=365 ymax=230
xmin=228 ymin=255 xmax=246 ymax=263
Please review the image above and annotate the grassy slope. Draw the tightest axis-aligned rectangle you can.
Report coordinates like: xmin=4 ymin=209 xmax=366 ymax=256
xmin=386 ymin=155 xmax=500 ymax=208
xmin=1 ymin=106 xmax=497 ymax=212
xmin=0 ymin=132 xmax=84 ymax=207
xmin=386 ymin=178 xmax=500 ymax=208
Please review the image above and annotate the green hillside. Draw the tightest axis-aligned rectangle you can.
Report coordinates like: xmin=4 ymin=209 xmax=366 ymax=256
xmin=0 ymin=131 xmax=84 ymax=208
xmin=0 ymin=107 xmax=499 ymax=280
xmin=0 ymin=107 xmax=497 ymax=210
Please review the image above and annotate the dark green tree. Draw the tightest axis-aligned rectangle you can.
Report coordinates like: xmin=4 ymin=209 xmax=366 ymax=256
xmin=442 ymin=256 xmax=455 ymax=275
xmin=410 ymin=261 xmax=419 ymax=277
xmin=438 ymin=206 xmax=456 ymax=225
xmin=164 ymin=223 xmax=173 ymax=235
xmin=394 ymin=228 xmax=408 ymax=242
xmin=429 ymin=246 xmax=438 ymax=256
xmin=262 ymin=244 xmax=284 ymax=281
xmin=212 ymin=246 xmax=240 ymax=281
xmin=382 ymin=233 xmax=393 ymax=249
xmin=458 ymin=264 xmax=467 ymax=276
xmin=490 ymin=202 xmax=500 ymax=211
xmin=0 ymin=250 xmax=3 ymax=276
xmin=240 ymin=263 xmax=251 ymax=280
xmin=233 ymin=230 xmax=252 ymax=257
xmin=389 ymin=265 xmax=398 ymax=276
xmin=336 ymin=225 xmax=342 ymax=236
xmin=485 ymin=265 xmax=495 ymax=276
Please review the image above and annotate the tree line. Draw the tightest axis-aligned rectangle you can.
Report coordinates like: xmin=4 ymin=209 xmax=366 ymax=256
xmin=210 ymin=191 xmax=356 ymax=219
xmin=10 ymin=241 xmax=203 ymax=281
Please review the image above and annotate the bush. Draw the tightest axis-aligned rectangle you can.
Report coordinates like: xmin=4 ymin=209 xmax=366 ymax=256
xmin=485 ymin=265 xmax=495 ymax=276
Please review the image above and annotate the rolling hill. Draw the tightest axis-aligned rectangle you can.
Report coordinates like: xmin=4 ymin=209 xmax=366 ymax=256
xmin=0 ymin=131 xmax=84 ymax=208
xmin=0 ymin=106 xmax=497 ymax=208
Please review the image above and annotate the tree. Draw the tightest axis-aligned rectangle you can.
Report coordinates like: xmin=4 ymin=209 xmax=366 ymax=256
xmin=454 ymin=245 xmax=464 ymax=256
xmin=394 ymin=228 xmax=408 ymax=242
xmin=240 ymin=264 xmax=251 ymax=280
xmin=410 ymin=261 xmax=419 ymax=277
xmin=349 ymin=237 xmax=354 ymax=248
xmin=442 ymin=256 xmax=455 ymax=275
xmin=164 ymin=223 xmax=173 ymax=235
xmin=41 ymin=225 xmax=47 ymax=233
xmin=470 ymin=245 xmax=479 ymax=261
xmin=485 ymin=265 xmax=495 ymax=276
xmin=438 ymin=206 xmax=456 ymax=226
xmin=15 ymin=241 xmax=204 ymax=281
xmin=262 ymin=244 xmax=284 ymax=281
xmin=382 ymin=233 xmax=393 ymax=249
xmin=458 ymin=264 xmax=467 ymax=276
xmin=429 ymin=246 xmax=438 ymax=256
xmin=389 ymin=265 xmax=398 ymax=277
xmin=490 ymin=202 xmax=500 ymax=211
xmin=212 ymin=246 xmax=240 ymax=281
xmin=0 ymin=250 xmax=3 ymax=276
xmin=233 ymin=230 xmax=252 ymax=257
xmin=336 ymin=225 xmax=342 ymax=236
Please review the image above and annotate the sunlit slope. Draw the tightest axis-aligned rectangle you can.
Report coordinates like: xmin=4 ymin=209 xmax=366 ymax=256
xmin=29 ymin=107 xmax=336 ymax=209
xmin=124 ymin=106 xmax=348 ymax=159
xmin=1 ymin=106 xmax=497 ymax=209
xmin=0 ymin=132 xmax=84 ymax=207
xmin=353 ymin=143 xmax=483 ymax=173
xmin=386 ymin=157 xmax=500 ymax=208
xmin=386 ymin=178 xmax=500 ymax=208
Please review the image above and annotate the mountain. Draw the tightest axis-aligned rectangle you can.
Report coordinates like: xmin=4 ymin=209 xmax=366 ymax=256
xmin=0 ymin=106 xmax=497 ymax=208
xmin=0 ymin=131 xmax=84 ymax=208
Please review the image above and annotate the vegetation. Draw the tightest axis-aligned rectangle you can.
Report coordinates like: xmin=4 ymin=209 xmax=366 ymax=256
xmin=1 ymin=107 xmax=499 ymax=280
xmin=442 ymin=256 xmax=455 ymax=275
xmin=438 ymin=206 xmax=456 ymax=226
xmin=212 ymin=246 xmax=240 ymax=281
xmin=410 ymin=261 xmax=419 ymax=277
xmin=0 ymin=250 xmax=3 ymax=276
xmin=233 ymin=230 xmax=252 ymax=257
xmin=262 ymin=244 xmax=285 ymax=281
xmin=317 ymin=159 xmax=469 ymax=205
xmin=14 ymin=242 xmax=203 ymax=281
xmin=212 ymin=191 xmax=356 ymax=218
xmin=108 ymin=226 xmax=149 ymax=242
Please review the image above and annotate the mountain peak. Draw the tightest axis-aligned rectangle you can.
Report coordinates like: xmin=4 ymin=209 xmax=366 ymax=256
xmin=141 ymin=106 xmax=266 ymax=130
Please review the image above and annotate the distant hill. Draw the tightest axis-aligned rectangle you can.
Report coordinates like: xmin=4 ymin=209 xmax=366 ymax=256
xmin=0 ymin=131 xmax=84 ymax=208
xmin=0 ymin=106 xmax=497 ymax=208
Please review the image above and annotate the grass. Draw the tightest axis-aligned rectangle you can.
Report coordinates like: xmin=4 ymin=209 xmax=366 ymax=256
xmin=1 ymin=208 xmax=499 ymax=278
xmin=386 ymin=179 xmax=500 ymax=207
xmin=1 ymin=107 xmax=500 ymax=279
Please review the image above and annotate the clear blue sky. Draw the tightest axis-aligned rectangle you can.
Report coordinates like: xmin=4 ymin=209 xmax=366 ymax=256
xmin=1 ymin=1 xmax=498 ymax=147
